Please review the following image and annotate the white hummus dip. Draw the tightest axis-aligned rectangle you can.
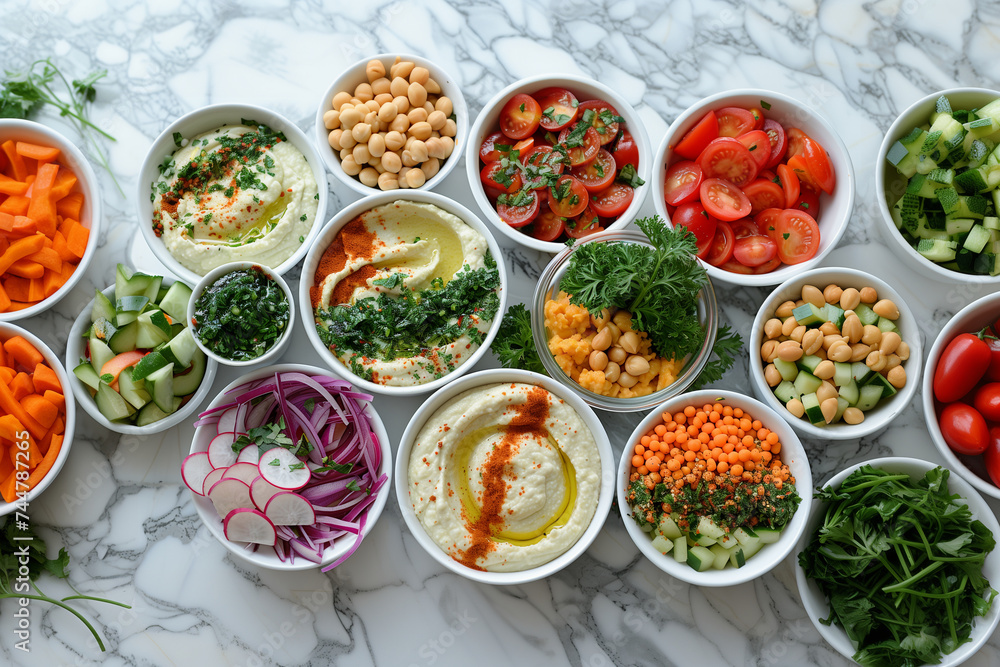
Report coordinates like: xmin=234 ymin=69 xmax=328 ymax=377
xmin=310 ymin=200 xmax=498 ymax=386
xmin=408 ymin=382 xmax=601 ymax=571
xmin=151 ymin=123 xmax=318 ymax=275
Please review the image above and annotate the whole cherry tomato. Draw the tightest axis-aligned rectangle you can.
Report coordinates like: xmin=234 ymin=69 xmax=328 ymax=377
xmin=934 ymin=332 xmax=992 ymax=403
xmin=938 ymin=402 xmax=990 ymax=456
xmin=985 ymin=337 xmax=1000 ymax=382
xmin=974 ymin=382 xmax=1000 ymax=421
xmin=985 ymin=426 xmax=1000 ymax=488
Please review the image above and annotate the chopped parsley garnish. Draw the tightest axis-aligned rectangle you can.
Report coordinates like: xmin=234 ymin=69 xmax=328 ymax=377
xmin=172 ymin=131 xmax=184 ymax=147
xmin=193 ymin=266 xmax=290 ymax=361
xmin=497 ymin=190 xmax=536 ymax=208
xmin=616 ymin=163 xmax=645 ymax=188
xmin=563 ymin=108 xmax=596 ymax=148
xmin=760 ymin=99 xmax=772 ymax=110
xmin=232 ymin=418 xmax=311 ymax=458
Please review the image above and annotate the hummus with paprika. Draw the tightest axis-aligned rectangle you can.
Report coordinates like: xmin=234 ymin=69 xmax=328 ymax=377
xmin=407 ymin=382 xmax=601 ymax=572
xmin=151 ymin=122 xmax=318 ymax=276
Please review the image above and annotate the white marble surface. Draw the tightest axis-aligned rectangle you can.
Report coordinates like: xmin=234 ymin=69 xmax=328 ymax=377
xmin=2 ymin=0 xmax=1000 ymax=665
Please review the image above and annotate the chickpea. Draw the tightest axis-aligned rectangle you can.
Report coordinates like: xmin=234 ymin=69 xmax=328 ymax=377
xmin=341 ymin=155 xmax=362 ymax=176
xmin=843 ymin=407 xmax=865 ymax=425
xmin=438 ymin=136 xmax=455 ymax=157
xmin=828 ymin=340 xmax=852 ymax=362
xmin=409 ymin=121 xmax=433 ymax=140
xmin=606 ymin=323 xmax=622 ymax=343
xmin=821 ymin=397 xmax=839 ymax=424
xmin=609 ymin=346 xmax=627 ymax=364
xmin=377 ymin=171 xmax=399 ymax=191
xmin=764 ymin=318 xmax=783 ymax=339
xmin=401 ymin=149 xmax=420 ymax=168
xmin=802 ymin=329 xmax=823 ymax=355
xmin=367 ymin=133 xmax=386 ymax=158
xmin=371 ymin=77 xmax=391 ymax=96
xmin=405 ymin=167 xmax=426 ymax=189
xmin=396 ymin=167 xmax=411 ymax=189
xmin=381 ymin=151 xmax=402 ymax=173
xmin=589 ymin=350 xmax=609 ymax=371
xmin=896 ymin=341 xmax=910 ymax=361
xmin=859 ymin=287 xmax=878 ymax=304
xmin=408 ymin=81 xmax=428 ymax=108
xmin=339 ymin=107 xmax=362 ymax=130
xmin=427 ymin=109 xmax=447 ymax=131
xmin=823 ymin=284 xmax=843 ymax=304
xmin=818 ymin=321 xmax=840 ymax=336
xmin=323 ymin=109 xmax=341 ymax=130
xmin=592 ymin=327 xmax=613 ymax=351
xmin=775 ymin=301 xmax=797 ymax=318
xmin=781 ymin=317 xmax=798 ymax=337
xmin=861 ymin=324 xmax=882 ymax=346
xmin=786 ymin=398 xmax=805 ymax=418
xmin=352 ymin=122 xmax=372 ymax=144
xmin=377 ymin=102 xmax=398 ymax=123
xmin=884 ymin=354 xmax=902 ymax=370
xmin=390 ymin=60 xmax=415 ymax=80
xmin=408 ymin=107 xmax=429 ymax=124
xmin=760 ymin=340 xmax=779 ymax=363
xmin=354 ymin=82 xmax=374 ymax=102
xmin=409 ymin=66 xmax=430 ymax=85
xmin=789 ymin=325 xmax=806 ymax=343
xmin=619 ymin=330 xmax=640 ymax=354
xmin=873 ymin=299 xmax=900 ymax=320
xmin=842 ymin=313 xmax=862 ymax=343
xmin=801 ymin=284 xmax=825 ymax=308
xmin=764 ymin=364 xmax=782 ymax=387
xmin=327 ymin=129 xmax=344 ymax=151
xmin=879 ymin=331 xmax=901 ymax=356
xmin=385 ymin=130 xmax=407 ymax=152
xmin=612 ymin=309 xmax=633 ymax=331
xmin=817 ymin=381 xmax=838 ymax=404
xmin=331 ymin=91 xmax=352 ymax=110
xmin=441 ymin=119 xmax=458 ymax=138
xmin=625 ymin=355 xmax=651 ymax=377
xmin=866 ymin=350 xmax=887 ymax=372
xmin=813 ymin=359 xmax=835 ymax=380
xmin=392 ymin=94 xmax=410 ymax=115
xmin=421 ymin=157 xmax=441 ymax=180
xmin=604 ymin=362 xmax=621 ymax=383
xmin=366 ymin=59 xmax=386 ymax=82
xmin=389 ymin=114 xmax=410 ymax=133
xmin=617 ymin=372 xmax=639 ymax=389
xmin=777 ymin=340 xmax=803 ymax=362
xmin=425 ymin=77 xmax=442 ymax=94
xmin=435 ymin=96 xmax=453 ymax=117
xmin=851 ymin=343 xmax=872 ymax=362
xmin=840 ymin=287 xmax=861 ymax=311
xmin=887 ymin=365 xmax=906 ymax=388
xmin=358 ymin=167 xmax=379 ymax=188
xmin=425 ymin=136 xmax=446 ymax=159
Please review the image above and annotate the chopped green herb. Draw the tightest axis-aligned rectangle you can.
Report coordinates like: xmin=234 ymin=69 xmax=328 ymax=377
xmin=193 ymin=266 xmax=290 ymax=361
xmin=172 ymin=131 xmax=184 ymax=147
xmin=760 ymin=99 xmax=772 ymax=110
xmin=616 ymin=163 xmax=645 ymax=189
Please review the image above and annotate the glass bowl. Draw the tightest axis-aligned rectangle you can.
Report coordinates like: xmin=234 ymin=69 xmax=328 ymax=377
xmin=531 ymin=229 xmax=718 ymax=412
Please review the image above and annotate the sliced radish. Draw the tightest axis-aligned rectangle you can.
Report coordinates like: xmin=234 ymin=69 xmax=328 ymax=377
xmin=222 ymin=462 xmax=260 ymax=486
xmin=258 ymin=447 xmax=310 ymax=490
xmin=208 ymin=478 xmax=253 ymax=519
xmin=236 ymin=445 xmax=260 ymax=464
xmin=208 ymin=432 xmax=240 ymax=468
xmin=224 ymin=508 xmax=277 ymax=546
xmin=250 ymin=476 xmax=283 ymax=511
xmin=264 ymin=491 xmax=317 ymax=526
xmin=217 ymin=406 xmax=239 ymax=433
xmin=202 ymin=467 xmax=227 ymax=495
xmin=181 ymin=452 xmax=213 ymax=496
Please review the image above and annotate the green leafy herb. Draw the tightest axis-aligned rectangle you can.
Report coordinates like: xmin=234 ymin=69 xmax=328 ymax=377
xmin=193 ymin=267 xmax=290 ymax=361
xmin=496 ymin=190 xmax=536 ymax=208
xmin=563 ymin=108 xmax=596 ymax=148
xmin=799 ymin=465 xmax=997 ymax=667
xmin=231 ymin=419 xmax=311 ymax=458
xmin=0 ymin=518 xmax=129 ymax=651
xmin=0 ymin=58 xmax=122 ymax=195
xmin=313 ymin=459 xmax=354 ymax=474
xmin=760 ymin=99 xmax=772 ymax=110
xmin=559 ymin=217 xmax=742 ymax=382
xmin=541 ymin=106 xmax=571 ymax=127
xmin=490 ymin=303 xmax=546 ymax=374
xmin=616 ymin=163 xmax=645 ymax=188
xmin=172 ymin=131 xmax=184 ymax=147
xmin=100 ymin=373 xmax=113 ymax=384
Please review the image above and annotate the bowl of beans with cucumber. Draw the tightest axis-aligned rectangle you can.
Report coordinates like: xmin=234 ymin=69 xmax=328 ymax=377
xmin=749 ymin=267 xmax=922 ymax=440
xmin=877 ymin=88 xmax=1000 ymax=284
xmin=618 ymin=389 xmax=812 ymax=587
xmin=187 ymin=262 xmax=295 ymax=367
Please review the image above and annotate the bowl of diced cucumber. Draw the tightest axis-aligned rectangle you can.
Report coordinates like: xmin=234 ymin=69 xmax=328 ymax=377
xmin=877 ymin=88 xmax=1000 ymax=283
xmin=65 ymin=264 xmax=218 ymax=434
xmin=749 ymin=267 xmax=922 ymax=440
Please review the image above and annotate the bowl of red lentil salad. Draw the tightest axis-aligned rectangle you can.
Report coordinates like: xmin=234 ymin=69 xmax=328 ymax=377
xmin=136 ymin=103 xmax=329 ymax=287
xmin=298 ymin=189 xmax=507 ymax=396
xmin=617 ymin=389 xmax=812 ymax=586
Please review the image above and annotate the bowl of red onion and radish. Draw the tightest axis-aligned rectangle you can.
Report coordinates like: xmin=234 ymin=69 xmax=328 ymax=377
xmin=653 ymin=89 xmax=855 ymax=287
xmin=182 ymin=364 xmax=391 ymax=570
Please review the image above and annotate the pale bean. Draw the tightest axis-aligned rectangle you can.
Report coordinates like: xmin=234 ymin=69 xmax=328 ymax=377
xmin=341 ymin=155 xmax=362 ymax=176
xmin=617 ymin=372 xmax=638 ymax=389
xmin=777 ymin=340 xmax=803 ymax=362
xmin=607 ymin=323 xmax=622 ymax=343
xmin=884 ymin=354 xmax=901 ymax=370
xmin=840 ymin=287 xmax=861 ymax=311
xmin=842 ymin=313 xmax=862 ymax=343
xmin=331 ymin=91 xmax=352 ymax=110
xmin=354 ymin=82 xmax=374 ymax=102
xmin=861 ymin=324 xmax=882 ymax=346
xmin=377 ymin=172 xmax=398 ymax=190
xmin=385 ymin=130 xmax=407 ymax=151
xmin=859 ymin=287 xmax=878 ymax=304
xmin=609 ymin=346 xmax=627 ymax=364
xmin=377 ymin=102 xmax=398 ymax=123
xmin=620 ymin=330 xmax=640 ymax=354
xmin=339 ymin=147 xmax=352 ymax=160
xmin=789 ymin=325 xmax=806 ymax=343
xmin=818 ymin=321 xmax=840 ymax=336
xmin=361 ymin=101 xmax=376 ymax=113
xmin=390 ymin=114 xmax=410 ymax=133
xmin=427 ymin=109 xmax=447 ymax=131
xmin=390 ymin=60 xmax=415 ymax=80
xmin=358 ymin=167 xmax=379 ymax=188
xmin=604 ymin=362 xmax=621 ymax=383
xmin=371 ymin=77 xmax=391 ymax=95
xmin=381 ymin=151 xmax=402 ymax=173
xmin=396 ymin=167 xmax=411 ymax=188
xmin=435 ymin=96 xmax=453 ymax=117
xmin=879 ymin=331 xmax=901 ymax=356
xmin=373 ymin=93 xmax=394 ymax=106
xmin=873 ymin=299 xmax=900 ymax=320
xmin=813 ymin=360 xmax=835 ymax=380
xmin=823 ymin=284 xmax=843 ymax=304
xmin=423 ymin=100 xmax=435 ymax=114
xmin=589 ymin=350 xmax=609 ymax=371
xmin=760 ymin=340 xmax=779 ymax=363
xmin=441 ymin=119 xmax=458 ymax=138
xmin=764 ymin=318 xmax=783 ymax=339
xmin=625 ymin=355 xmax=650 ymax=376
xmin=821 ymin=397 xmax=839 ymax=424
xmin=352 ymin=122 xmax=372 ymax=144
xmin=408 ymin=81 xmax=428 ymax=108
xmin=406 ymin=167 xmax=428 ymax=189
xmin=352 ymin=143 xmax=371 ymax=165
xmin=592 ymin=327 xmax=612 ymax=351
xmin=887 ymin=365 xmax=906 ymax=388
xmin=409 ymin=66 xmax=430 ymax=85
xmin=802 ymin=284 xmax=825 ymax=308
xmin=409 ymin=121 xmax=433 ymax=140
xmin=764 ymin=364 xmax=782 ymax=387
xmin=367 ymin=133 xmax=386 ymax=158
xmin=392 ymin=94 xmax=410 ymax=114
xmin=866 ymin=350 xmax=887 ymax=372
xmin=366 ymin=59 xmax=386 ymax=83
xmin=339 ymin=107 xmax=362 ymax=130
xmin=775 ymin=301 xmax=797 ymax=318
xmin=828 ymin=341 xmax=852 ymax=362
xmin=817 ymin=381 xmax=838 ymax=404
xmin=850 ymin=343 xmax=872 ymax=362
xmin=781 ymin=317 xmax=798 ymax=337
xmin=408 ymin=107 xmax=429 ymax=124
xmin=425 ymin=136 xmax=446 ymax=159
xmin=786 ymin=398 xmax=805 ymax=418
xmin=323 ymin=109 xmax=341 ymax=130
xmin=843 ymin=407 xmax=865 ymax=425
xmin=823 ymin=334 xmax=847 ymax=350
xmin=425 ymin=77 xmax=442 ymax=94
xmin=328 ymin=129 xmax=344 ymax=151
xmin=421 ymin=157 xmax=441 ymax=180
xmin=401 ymin=149 xmax=420 ymax=168
xmin=896 ymin=341 xmax=910 ymax=361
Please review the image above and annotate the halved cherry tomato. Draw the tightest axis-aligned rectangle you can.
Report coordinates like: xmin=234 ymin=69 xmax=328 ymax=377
xmin=934 ymin=332 xmax=992 ymax=403
xmin=761 ymin=119 xmax=788 ymax=169
xmin=986 ymin=427 xmax=1000 ymax=487
xmin=974 ymin=383 xmax=1000 ymax=421
xmin=523 ymin=146 xmax=566 ymax=189
xmin=704 ymin=220 xmax=735 ymax=266
xmin=499 ymin=93 xmax=542 ymax=140
xmin=787 ymin=128 xmax=808 ymax=158
xmin=527 ymin=206 xmax=565 ymax=242
xmin=558 ymin=125 xmax=601 ymax=167
xmin=565 ymin=205 xmax=604 ymax=238
xmin=548 ymin=175 xmax=589 ymax=218
xmin=699 ymin=177 xmax=752 ymax=222
xmin=577 ymin=99 xmax=621 ymax=145
xmin=611 ymin=129 xmax=639 ymax=172
xmin=716 ymin=107 xmax=757 ymax=138
xmin=663 ymin=160 xmax=704 ymax=206
xmin=716 ymin=260 xmax=754 ymax=275
xmin=787 ymin=155 xmax=820 ymax=193
xmin=673 ymin=111 xmax=718 ymax=160
xmin=480 ymin=131 xmax=514 ymax=162
xmin=737 ymin=130 xmax=771 ymax=171
xmin=773 ymin=209 xmax=820 ymax=264
xmin=535 ymin=87 xmax=579 ymax=131
xmin=730 ymin=218 xmax=760 ymax=239
xmin=481 ymin=161 xmax=521 ymax=194
xmin=795 ymin=135 xmax=835 ymax=194
xmin=777 ymin=163 xmax=800 ymax=208
xmin=572 ymin=148 xmax=616 ymax=192
xmin=743 ymin=178 xmax=785 ymax=215
xmin=671 ymin=202 xmax=718 ymax=258
xmin=496 ymin=190 xmax=540 ymax=228
xmin=746 ymin=106 xmax=766 ymax=130
xmin=590 ymin=182 xmax=634 ymax=218
xmin=755 ymin=208 xmax=785 ymax=241
xmin=513 ymin=137 xmax=534 ymax=159
xmin=751 ymin=257 xmax=782 ymax=274
xmin=698 ymin=137 xmax=758 ymax=187
xmin=939 ymin=402 xmax=990 ymax=456
xmin=792 ymin=188 xmax=821 ymax=217
xmin=733 ymin=234 xmax=778 ymax=267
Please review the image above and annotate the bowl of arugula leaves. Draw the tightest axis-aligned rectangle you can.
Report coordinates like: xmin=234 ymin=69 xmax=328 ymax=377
xmin=797 ymin=457 xmax=1000 ymax=667
xmin=490 ymin=217 xmax=742 ymax=412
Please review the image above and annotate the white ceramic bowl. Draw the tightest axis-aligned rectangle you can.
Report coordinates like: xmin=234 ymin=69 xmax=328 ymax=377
xmin=465 ymin=74 xmax=652 ymax=253
xmin=0 ymin=323 xmax=75 ymax=516
xmin=531 ymin=229 xmax=719 ymax=412
xmin=136 ymin=103 xmax=329 ymax=286
xmin=923 ymin=291 xmax=1000 ymax=500
xmin=298 ymin=190 xmax=507 ymax=397
xmin=876 ymin=87 xmax=1000 ymax=285
xmin=617 ymin=389 xmax=812 ymax=587
xmin=0 ymin=119 xmax=102 ymax=321
xmin=315 ymin=53 xmax=468 ymax=196
xmin=187 ymin=261 xmax=295 ymax=367
xmin=749 ymin=267 xmax=921 ymax=440
xmin=188 ymin=363 xmax=392 ymax=570
xmin=65 ymin=280 xmax=218 ymax=435
xmin=654 ymin=89 xmax=855 ymax=286
xmin=395 ymin=368 xmax=614 ymax=584
xmin=796 ymin=456 xmax=1000 ymax=666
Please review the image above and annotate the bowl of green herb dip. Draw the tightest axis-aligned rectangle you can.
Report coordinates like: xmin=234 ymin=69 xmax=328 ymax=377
xmin=188 ymin=262 xmax=294 ymax=366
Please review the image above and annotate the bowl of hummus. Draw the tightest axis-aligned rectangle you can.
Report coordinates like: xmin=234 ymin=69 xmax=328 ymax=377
xmin=396 ymin=368 xmax=614 ymax=584
xmin=299 ymin=190 xmax=507 ymax=396
xmin=137 ymin=104 xmax=329 ymax=286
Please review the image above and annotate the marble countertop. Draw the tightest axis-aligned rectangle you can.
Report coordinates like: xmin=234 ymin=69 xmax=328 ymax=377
xmin=3 ymin=0 xmax=1000 ymax=665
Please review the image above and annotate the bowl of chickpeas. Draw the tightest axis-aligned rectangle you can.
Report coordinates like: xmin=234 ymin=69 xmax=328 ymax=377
xmin=316 ymin=54 xmax=468 ymax=195
xmin=530 ymin=229 xmax=719 ymax=412
xmin=749 ymin=267 xmax=922 ymax=440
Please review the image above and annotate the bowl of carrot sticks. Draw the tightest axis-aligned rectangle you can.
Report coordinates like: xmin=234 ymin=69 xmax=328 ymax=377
xmin=0 ymin=119 xmax=102 ymax=321
xmin=0 ymin=323 xmax=74 ymax=515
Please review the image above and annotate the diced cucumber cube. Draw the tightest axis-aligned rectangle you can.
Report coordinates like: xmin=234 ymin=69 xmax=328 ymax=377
xmin=673 ymin=536 xmax=687 ymax=563
xmin=793 ymin=371 xmax=822 ymax=396
xmin=801 ymin=392 xmax=824 ymax=424
xmin=853 ymin=303 xmax=879 ymax=326
xmin=773 ymin=358 xmax=798 ymax=382
xmin=755 ymin=528 xmax=782 ymax=545
xmin=686 ymin=545 xmax=715 ymax=572
xmin=856 ymin=383 xmax=885 ymax=411
xmin=658 ymin=515 xmax=682 ymax=540
xmin=839 ymin=378 xmax=860 ymax=405
xmin=651 ymin=534 xmax=674 ymax=554
xmin=773 ymin=380 xmax=799 ymax=404
xmin=833 ymin=362 xmax=853 ymax=387
xmin=709 ymin=543 xmax=732 ymax=570
xmin=796 ymin=355 xmax=823 ymax=374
